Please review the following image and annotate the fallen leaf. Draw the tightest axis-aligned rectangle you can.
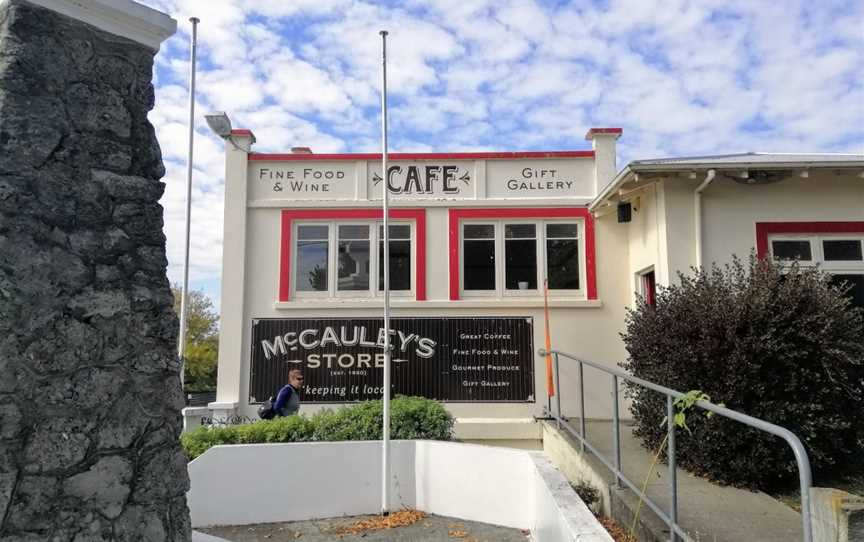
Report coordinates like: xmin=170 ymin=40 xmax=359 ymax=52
xmin=597 ymin=516 xmax=637 ymax=542
xmin=334 ymin=510 xmax=427 ymax=535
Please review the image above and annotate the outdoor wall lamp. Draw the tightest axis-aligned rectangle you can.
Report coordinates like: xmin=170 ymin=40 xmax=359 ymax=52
xmin=204 ymin=111 xmax=232 ymax=136
xmin=204 ymin=111 xmax=247 ymax=151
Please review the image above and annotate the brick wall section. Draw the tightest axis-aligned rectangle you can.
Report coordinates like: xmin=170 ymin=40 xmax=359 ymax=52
xmin=0 ymin=1 xmax=190 ymax=539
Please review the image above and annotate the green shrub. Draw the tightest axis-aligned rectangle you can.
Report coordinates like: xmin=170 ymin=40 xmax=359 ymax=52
xmin=391 ymin=395 xmax=455 ymax=439
xmin=182 ymin=396 xmax=453 ymax=460
xmin=312 ymin=400 xmax=383 ymax=441
xmin=621 ymin=255 xmax=864 ymax=490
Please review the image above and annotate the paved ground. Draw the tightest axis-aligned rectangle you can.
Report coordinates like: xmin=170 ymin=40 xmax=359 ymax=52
xmin=560 ymin=420 xmax=803 ymax=542
xmin=196 ymin=514 xmax=530 ymax=542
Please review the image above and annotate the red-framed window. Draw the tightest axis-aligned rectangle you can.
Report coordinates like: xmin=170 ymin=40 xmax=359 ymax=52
xmin=448 ymin=208 xmax=597 ymax=300
xmin=756 ymin=221 xmax=864 ymax=308
xmin=279 ymin=209 xmax=427 ymax=302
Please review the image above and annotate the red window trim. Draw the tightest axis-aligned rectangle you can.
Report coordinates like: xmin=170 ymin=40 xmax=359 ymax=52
xmin=448 ymin=207 xmax=597 ymax=301
xmin=279 ymin=209 xmax=427 ymax=302
xmin=642 ymin=271 xmax=656 ymax=306
xmin=755 ymin=222 xmax=864 ymax=258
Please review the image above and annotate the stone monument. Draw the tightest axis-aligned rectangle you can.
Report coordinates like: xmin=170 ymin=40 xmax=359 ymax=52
xmin=0 ymin=1 xmax=188 ymax=539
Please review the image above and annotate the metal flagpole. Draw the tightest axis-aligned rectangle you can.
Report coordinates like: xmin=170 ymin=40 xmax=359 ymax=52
xmin=379 ymin=29 xmax=391 ymax=517
xmin=178 ymin=17 xmax=200 ymax=388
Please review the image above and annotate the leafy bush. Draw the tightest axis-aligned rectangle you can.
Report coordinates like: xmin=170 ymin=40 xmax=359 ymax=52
xmin=570 ymin=480 xmax=600 ymax=514
xmin=182 ymin=396 xmax=453 ymax=460
xmin=390 ymin=395 xmax=455 ymax=440
xmin=621 ymin=256 xmax=864 ymax=490
xmin=172 ymin=287 xmax=219 ymax=392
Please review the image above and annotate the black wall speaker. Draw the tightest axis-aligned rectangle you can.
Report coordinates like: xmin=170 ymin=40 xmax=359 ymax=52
xmin=617 ymin=202 xmax=632 ymax=223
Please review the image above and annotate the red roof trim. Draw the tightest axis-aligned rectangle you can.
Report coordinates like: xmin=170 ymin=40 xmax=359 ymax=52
xmin=231 ymin=129 xmax=255 ymax=137
xmin=585 ymin=128 xmax=623 ymax=140
xmin=250 ymin=151 xmax=594 ymax=162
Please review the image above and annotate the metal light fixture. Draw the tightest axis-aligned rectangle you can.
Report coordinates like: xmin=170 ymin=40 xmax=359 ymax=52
xmin=728 ymin=169 xmax=786 ymax=185
xmin=205 ymin=111 xmax=249 ymax=151
xmin=204 ymin=111 xmax=232 ymax=137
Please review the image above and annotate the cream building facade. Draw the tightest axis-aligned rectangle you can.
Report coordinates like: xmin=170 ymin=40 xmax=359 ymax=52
xmin=190 ymin=128 xmax=864 ymax=439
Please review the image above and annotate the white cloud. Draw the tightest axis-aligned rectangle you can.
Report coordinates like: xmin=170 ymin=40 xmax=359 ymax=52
xmin=235 ymin=106 xmax=347 ymax=153
xmin=250 ymin=0 xmax=350 ymax=17
xmin=198 ymin=67 xmax=266 ymax=112
xmin=263 ymin=53 xmax=353 ymax=114
xmin=135 ymin=0 xmax=864 ymax=301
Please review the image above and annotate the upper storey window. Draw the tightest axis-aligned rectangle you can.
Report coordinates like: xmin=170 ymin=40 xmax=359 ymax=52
xmin=460 ymin=220 xmax=583 ymax=297
xmin=294 ymin=221 xmax=415 ymax=299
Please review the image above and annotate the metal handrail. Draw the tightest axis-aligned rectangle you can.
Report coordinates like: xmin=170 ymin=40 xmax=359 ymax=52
xmin=538 ymin=348 xmax=813 ymax=542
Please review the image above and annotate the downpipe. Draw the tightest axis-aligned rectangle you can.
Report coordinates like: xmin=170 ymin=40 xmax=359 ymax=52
xmin=694 ymin=169 xmax=715 ymax=269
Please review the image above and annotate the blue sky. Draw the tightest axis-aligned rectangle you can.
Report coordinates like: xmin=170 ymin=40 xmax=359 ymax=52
xmin=139 ymin=0 xmax=864 ymax=308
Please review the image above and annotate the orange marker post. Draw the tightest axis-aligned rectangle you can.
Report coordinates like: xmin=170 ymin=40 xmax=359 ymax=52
xmin=543 ymin=279 xmax=554 ymax=398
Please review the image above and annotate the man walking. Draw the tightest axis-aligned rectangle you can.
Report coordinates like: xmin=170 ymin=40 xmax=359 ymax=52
xmin=272 ymin=368 xmax=304 ymax=417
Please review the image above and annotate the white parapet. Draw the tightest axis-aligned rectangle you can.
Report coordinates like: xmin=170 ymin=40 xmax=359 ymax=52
xmin=187 ymin=440 xmax=614 ymax=542
xmin=182 ymin=407 xmax=210 ymax=432
xmin=531 ymin=453 xmax=614 ymax=541
xmin=413 ymin=441 xmax=535 ymax=529
xmin=20 ymin=0 xmax=177 ymax=50
xmin=188 ymin=440 xmax=416 ymax=526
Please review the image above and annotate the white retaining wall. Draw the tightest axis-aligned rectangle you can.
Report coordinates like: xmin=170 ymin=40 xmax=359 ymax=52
xmin=414 ymin=441 xmax=535 ymax=529
xmin=188 ymin=440 xmax=613 ymax=542
xmin=531 ymin=454 xmax=613 ymax=542
xmin=188 ymin=440 xmax=415 ymax=526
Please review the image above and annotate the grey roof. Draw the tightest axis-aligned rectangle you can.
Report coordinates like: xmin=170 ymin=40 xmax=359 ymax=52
xmin=631 ymin=152 xmax=864 ymax=167
xmin=590 ymin=152 xmax=864 ymax=211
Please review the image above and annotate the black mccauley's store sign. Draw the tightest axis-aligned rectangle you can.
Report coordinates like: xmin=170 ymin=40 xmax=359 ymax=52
xmin=249 ymin=317 xmax=535 ymax=403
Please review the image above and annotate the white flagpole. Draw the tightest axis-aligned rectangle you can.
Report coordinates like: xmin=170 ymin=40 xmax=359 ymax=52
xmin=379 ymin=29 xmax=391 ymax=517
xmin=178 ymin=17 xmax=200 ymax=388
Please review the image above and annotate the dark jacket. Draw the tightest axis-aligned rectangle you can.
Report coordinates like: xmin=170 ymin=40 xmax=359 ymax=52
xmin=272 ymin=384 xmax=300 ymax=416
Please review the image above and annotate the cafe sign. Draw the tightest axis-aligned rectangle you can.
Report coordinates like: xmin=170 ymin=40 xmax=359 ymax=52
xmin=249 ymin=317 xmax=535 ymax=403
xmin=367 ymin=161 xmax=476 ymax=199
xmin=248 ymin=158 xmax=592 ymax=201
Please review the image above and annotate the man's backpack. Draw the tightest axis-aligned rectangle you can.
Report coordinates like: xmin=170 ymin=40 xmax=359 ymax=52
xmin=257 ymin=396 xmax=275 ymax=420
xmin=258 ymin=385 xmax=292 ymax=420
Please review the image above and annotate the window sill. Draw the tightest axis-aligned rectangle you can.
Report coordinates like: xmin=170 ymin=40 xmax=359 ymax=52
xmin=274 ymin=298 xmax=603 ymax=309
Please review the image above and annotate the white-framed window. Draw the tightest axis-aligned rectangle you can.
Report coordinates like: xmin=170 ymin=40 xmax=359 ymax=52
xmin=459 ymin=219 xmax=583 ymax=297
xmin=293 ymin=221 xmax=415 ymax=299
xmin=770 ymin=234 xmax=864 ymax=308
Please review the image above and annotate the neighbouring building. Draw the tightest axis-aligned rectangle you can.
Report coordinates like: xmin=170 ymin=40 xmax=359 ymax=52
xmin=186 ymin=127 xmax=864 ymax=440
xmin=590 ymin=153 xmax=864 ymax=309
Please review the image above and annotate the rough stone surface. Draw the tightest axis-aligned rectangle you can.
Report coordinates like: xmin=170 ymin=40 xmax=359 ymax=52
xmin=0 ymin=1 xmax=188 ymax=539
xmin=63 ymin=456 xmax=133 ymax=519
